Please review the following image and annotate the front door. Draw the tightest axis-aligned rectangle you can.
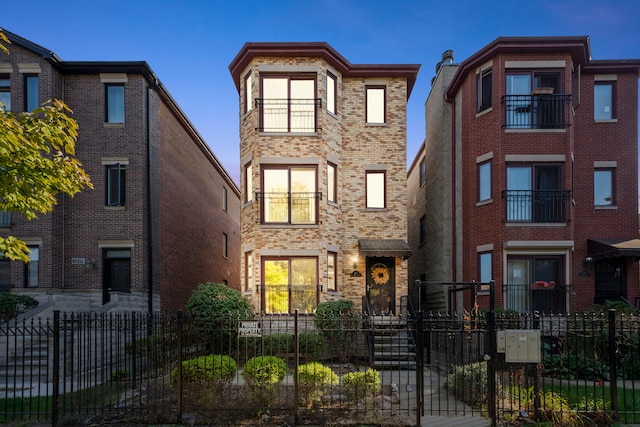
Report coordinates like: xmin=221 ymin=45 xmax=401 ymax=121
xmin=102 ymin=249 xmax=131 ymax=304
xmin=366 ymin=257 xmax=395 ymax=315
xmin=594 ymin=258 xmax=626 ymax=304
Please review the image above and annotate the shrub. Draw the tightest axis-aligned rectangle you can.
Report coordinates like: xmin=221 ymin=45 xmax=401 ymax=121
xmin=111 ymin=369 xmax=130 ymax=381
xmin=342 ymin=368 xmax=381 ymax=404
xmin=315 ymin=300 xmax=360 ymax=362
xmin=298 ymin=362 xmax=338 ymax=408
xmin=0 ymin=292 xmax=38 ymax=323
xmin=185 ymin=282 xmax=252 ymax=351
xmin=263 ymin=333 xmax=293 ymax=355
xmin=445 ymin=361 xmax=489 ymax=406
xmin=242 ymin=356 xmax=286 ymax=388
xmin=298 ymin=332 xmax=324 ymax=361
xmin=171 ymin=354 xmax=237 ymax=385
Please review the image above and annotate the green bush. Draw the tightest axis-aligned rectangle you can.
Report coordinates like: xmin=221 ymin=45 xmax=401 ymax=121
xmin=0 ymin=292 xmax=38 ymax=323
xmin=298 ymin=332 xmax=324 ymax=360
xmin=263 ymin=333 xmax=293 ymax=355
xmin=315 ymin=300 xmax=360 ymax=362
xmin=445 ymin=362 xmax=489 ymax=406
xmin=298 ymin=362 xmax=338 ymax=407
xmin=185 ymin=282 xmax=252 ymax=351
xmin=171 ymin=354 xmax=237 ymax=385
xmin=242 ymin=356 xmax=286 ymax=388
xmin=342 ymin=368 xmax=381 ymax=404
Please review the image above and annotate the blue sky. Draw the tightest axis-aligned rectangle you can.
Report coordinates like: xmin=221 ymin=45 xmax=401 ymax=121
xmin=3 ymin=0 xmax=640 ymax=185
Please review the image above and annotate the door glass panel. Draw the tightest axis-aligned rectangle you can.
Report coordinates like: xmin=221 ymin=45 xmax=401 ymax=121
xmin=507 ymin=167 xmax=532 ymax=221
xmin=506 ymin=75 xmax=531 ymax=127
xmin=536 ymin=166 xmax=560 ymax=221
xmin=290 ymin=168 xmax=315 ymax=224
xmin=264 ymin=260 xmax=289 ymax=314
xmin=290 ymin=258 xmax=316 ymax=314
xmin=263 ymin=169 xmax=289 ymax=223
xmin=290 ymin=79 xmax=315 ymax=132
xmin=507 ymin=259 xmax=530 ymax=313
xmin=263 ymin=78 xmax=288 ymax=131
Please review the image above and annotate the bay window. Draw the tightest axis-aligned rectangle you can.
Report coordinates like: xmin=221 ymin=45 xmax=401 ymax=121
xmin=261 ymin=166 xmax=318 ymax=224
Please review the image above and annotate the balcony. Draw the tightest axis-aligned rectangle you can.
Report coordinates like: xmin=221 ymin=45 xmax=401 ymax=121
xmin=256 ymin=98 xmax=321 ymax=133
xmin=502 ymin=283 xmax=568 ymax=314
xmin=502 ymin=94 xmax=571 ymax=129
xmin=502 ymin=189 xmax=571 ymax=223
xmin=257 ymin=192 xmax=322 ymax=225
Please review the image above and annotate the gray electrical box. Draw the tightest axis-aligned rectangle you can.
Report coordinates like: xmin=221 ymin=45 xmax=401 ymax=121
xmin=504 ymin=330 xmax=541 ymax=363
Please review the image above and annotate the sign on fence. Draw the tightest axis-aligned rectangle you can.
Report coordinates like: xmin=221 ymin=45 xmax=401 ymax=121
xmin=238 ymin=320 xmax=262 ymax=337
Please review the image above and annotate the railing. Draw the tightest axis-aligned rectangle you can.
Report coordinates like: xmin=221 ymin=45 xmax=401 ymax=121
xmin=502 ymin=283 xmax=568 ymax=314
xmin=256 ymin=192 xmax=321 ymax=225
xmin=256 ymin=98 xmax=321 ymax=132
xmin=501 ymin=94 xmax=571 ymax=129
xmin=257 ymin=283 xmax=318 ymax=314
xmin=502 ymin=189 xmax=571 ymax=223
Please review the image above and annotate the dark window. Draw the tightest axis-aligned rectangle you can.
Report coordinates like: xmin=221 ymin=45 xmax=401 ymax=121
xmin=24 ymin=74 xmax=38 ymax=112
xmin=479 ymin=251 xmax=492 ymax=292
xmin=419 ymin=157 xmax=426 ymax=187
xmin=419 ymin=215 xmax=427 ymax=244
xmin=0 ymin=211 xmax=10 ymax=227
xmin=105 ymin=84 xmax=124 ymax=123
xmin=505 ymin=71 xmax=565 ymax=129
xmin=106 ymin=164 xmax=126 ymax=206
xmin=478 ymin=161 xmax=491 ymax=201
xmin=477 ymin=68 xmax=492 ymax=112
xmin=0 ymin=258 xmax=10 ymax=291
xmin=223 ymin=233 xmax=228 ymax=258
xmin=0 ymin=74 xmax=10 ymax=111
xmin=505 ymin=164 xmax=569 ymax=222
xmin=24 ymin=247 xmax=39 ymax=288
xmin=594 ymin=168 xmax=615 ymax=206
xmin=594 ymin=81 xmax=615 ymax=120
xmin=223 ymin=186 xmax=228 ymax=212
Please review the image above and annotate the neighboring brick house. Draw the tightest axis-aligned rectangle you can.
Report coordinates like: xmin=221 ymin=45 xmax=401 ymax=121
xmin=408 ymin=36 xmax=640 ymax=314
xmin=229 ymin=43 xmax=419 ymax=315
xmin=0 ymin=30 xmax=240 ymax=312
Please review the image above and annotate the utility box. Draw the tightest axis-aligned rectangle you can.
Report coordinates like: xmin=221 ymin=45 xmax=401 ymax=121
xmin=504 ymin=330 xmax=541 ymax=363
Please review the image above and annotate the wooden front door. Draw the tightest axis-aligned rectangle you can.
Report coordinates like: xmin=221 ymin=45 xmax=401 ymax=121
xmin=366 ymin=257 xmax=395 ymax=315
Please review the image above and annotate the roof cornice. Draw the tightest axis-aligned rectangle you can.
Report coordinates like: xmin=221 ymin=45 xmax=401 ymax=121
xmin=229 ymin=42 xmax=420 ymax=99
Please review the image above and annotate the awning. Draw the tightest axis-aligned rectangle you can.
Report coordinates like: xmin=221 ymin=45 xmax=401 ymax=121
xmin=587 ymin=238 xmax=640 ymax=261
xmin=358 ymin=239 xmax=411 ymax=258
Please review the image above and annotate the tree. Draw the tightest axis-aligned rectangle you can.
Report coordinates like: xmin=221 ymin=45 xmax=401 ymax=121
xmin=0 ymin=30 xmax=92 ymax=262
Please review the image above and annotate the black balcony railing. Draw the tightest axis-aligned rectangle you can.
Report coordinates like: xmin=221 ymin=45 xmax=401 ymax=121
xmin=256 ymin=191 xmax=322 ymax=225
xmin=501 ymin=189 xmax=571 ymax=223
xmin=258 ymin=283 xmax=319 ymax=314
xmin=502 ymin=282 xmax=568 ymax=314
xmin=256 ymin=98 xmax=321 ymax=132
xmin=501 ymin=94 xmax=571 ymax=129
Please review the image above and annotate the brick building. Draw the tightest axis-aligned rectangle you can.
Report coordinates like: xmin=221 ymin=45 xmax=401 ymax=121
xmin=229 ymin=43 xmax=419 ymax=314
xmin=0 ymin=30 xmax=240 ymax=312
xmin=408 ymin=36 xmax=640 ymax=313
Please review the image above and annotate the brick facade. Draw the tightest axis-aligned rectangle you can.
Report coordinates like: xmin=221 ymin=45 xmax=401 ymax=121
xmin=230 ymin=43 xmax=419 ymax=314
xmin=408 ymin=37 xmax=640 ymax=313
xmin=0 ymin=31 xmax=240 ymax=312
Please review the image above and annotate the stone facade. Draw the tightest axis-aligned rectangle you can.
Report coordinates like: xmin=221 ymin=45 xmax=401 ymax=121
xmin=230 ymin=43 xmax=419 ymax=314
xmin=0 ymin=31 xmax=240 ymax=313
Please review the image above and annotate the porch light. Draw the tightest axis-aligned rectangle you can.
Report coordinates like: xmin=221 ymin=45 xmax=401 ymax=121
xmin=350 ymin=256 xmax=362 ymax=277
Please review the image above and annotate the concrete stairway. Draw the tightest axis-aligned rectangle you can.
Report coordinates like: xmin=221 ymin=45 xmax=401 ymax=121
xmin=368 ymin=315 xmax=416 ymax=369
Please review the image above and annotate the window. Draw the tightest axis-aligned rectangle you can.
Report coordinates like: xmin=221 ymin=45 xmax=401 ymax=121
xmin=245 ymin=252 xmax=253 ymax=291
xmin=477 ymin=67 xmax=492 ymax=112
xmin=594 ymin=168 xmax=615 ymax=206
xmin=506 ymin=256 xmax=563 ymax=313
xmin=261 ymin=166 xmax=317 ymax=224
xmin=260 ymin=76 xmax=316 ymax=132
xmin=366 ymin=171 xmax=385 ymax=208
xmin=245 ymin=163 xmax=253 ymax=203
xmin=106 ymin=164 xmax=126 ymax=206
xmin=327 ymin=162 xmax=337 ymax=203
xmin=0 ymin=74 xmax=10 ymax=111
xmin=594 ymin=82 xmax=614 ymax=120
xmin=505 ymin=71 xmax=564 ymax=129
xmin=505 ymin=164 xmax=568 ymax=222
xmin=222 ymin=186 xmax=228 ymax=212
xmin=25 ymin=247 xmax=39 ymax=288
xmin=223 ymin=233 xmax=228 ymax=258
xmin=327 ymin=72 xmax=336 ymax=114
xmin=479 ymin=252 xmax=492 ymax=292
xmin=366 ymin=86 xmax=385 ymax=123
xmin=24 ymin=74 xmax=38 ymax=112
xmin=478 ymin=161 xmax=491 ymax=201
xmin=106 ymin=83 xmax=124 ymax=123
xmin=0 ymin=257 xmax=10 ymax=291
xmin=0 ymin=211 xmax=10 ymax=227
xmin=244 ymin=72 xmax=252 ymax=113
xmin=263 ymin=257 xmax=317 ymax=314
xmin=327 ymin=252 xmax=337 ymax=291
xmin=419 ymin=157 xmax=426 ymax=187
xmin=419 ymin=215 xmax=427 ymax=244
